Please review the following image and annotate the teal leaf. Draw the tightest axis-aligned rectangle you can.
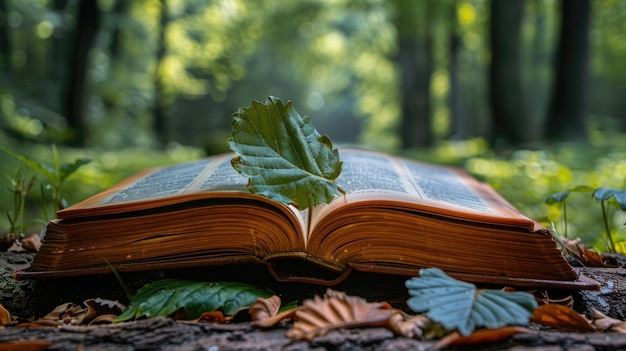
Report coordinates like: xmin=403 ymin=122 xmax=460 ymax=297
xmin=114 ymin=279 xmax=273 ymax=322
xmin=593 ymin=187 xmax=626 ymax=211
xmin=405 ymin=268 xmax=537 ymax=336
xmin=545 ymin=191 xmax=570 ymax=204
xmin=228 ymin=96 xmax=343 ymax=209
xmin=545 ymin=186 xmax=592 ymax=204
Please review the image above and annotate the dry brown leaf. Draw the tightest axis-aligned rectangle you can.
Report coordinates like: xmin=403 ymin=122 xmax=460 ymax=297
xmin=591 ymin=309 xmax=626 ymax=333
xmin=530 ymin=304 xmax=596 ymax=332
xmin=8 ymin=234 xmax=41 ymax=253
xmin=536 ymin=291 xmax=574 ymax=308
xmin=285 ymin=289 xmax=406 ymax=341
xmin=0 ymin=304 xmax=13 ymax=326
xmin=250 ymin=295 xmax=301 ymax=328
xmin=560 ymin=237 xmax=620 ymax=267
xmin=0 ymin=340 xmax=50 ymax=351
xmin=250 ymin=295 xmax=282 ymax=322
xmin=193 ymin=310 xmax=228 ymax=322
xmin=435 ymin=326 xmax=534 ymax=349
xmin=25 ymin=298 xmax=125 ymax=327
xmin=387 ymin=313 xmax=430 ymax=339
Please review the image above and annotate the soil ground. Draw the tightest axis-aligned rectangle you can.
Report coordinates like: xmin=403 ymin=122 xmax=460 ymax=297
xmin=2 ymin=251 xmax=626 ymax=350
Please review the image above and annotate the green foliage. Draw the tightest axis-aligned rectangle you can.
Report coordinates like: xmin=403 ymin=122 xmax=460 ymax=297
xmin=0 ymin=145 xmax=91 ymax=212
xmin=228 ymin=97 xmax=344 ymax=209
xmin=466 ymin=140 xmax=626 ymax=251
xmin=2 ymin=163 xmax=36 ymax=235
xmin=115 ymin=279 xmax=273 ymax=322
xmin=545 ymin=185 xmax=593 ymax=238
xmin=405 ymin=268 xmax=537 ymax=336
xmin=592 ymin=187 xmax=626 ymax=252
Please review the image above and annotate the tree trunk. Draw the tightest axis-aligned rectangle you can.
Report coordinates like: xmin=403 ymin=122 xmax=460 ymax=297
xmin=64 ymin=0 xmax=100 ymax=147
xmin=449 ymin=0 xmax=465 ymax=139
xmin=545 ymin=0 xmax=591 ymax=141
xmin=395 ymin=0 xmax=434 ymax=149
xmin=489 ymin=0 xmax=527 ymax=147
xmin=153 ymin=0 xmax=169 ymax=148
xmin=0 ymin=0 xmax=10 ymax=77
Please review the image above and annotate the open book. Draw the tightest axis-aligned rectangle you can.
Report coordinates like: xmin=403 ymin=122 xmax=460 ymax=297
xmin=18 ymin=148 xmax=598 ymax=289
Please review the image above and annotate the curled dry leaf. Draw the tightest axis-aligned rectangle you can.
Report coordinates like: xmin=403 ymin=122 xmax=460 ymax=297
xmin=0 ymin=304 xmax=13 ymax=326
xmin=530 ymin=304 xmax=596 ymax=332
xmin=536 ymin=291 xmax=574 ymax=309
xmin=560 ymin=237 xmax=620 ymax=267
xmin=285 ymin=289 xmax=408 ymax=341
xmin=25 ymin=298 xmax=125 ymax=327
xmin=250 ymin=295 xmax=282 ymax=322
xmin=591 ymin=309 xmax=626 ymax=333
xmin=435 ymin=326 xmax=534 ymax=349
xmin=250 ymin=295 xmax=302 ymax=328
xmin=8 ymin=233 xmax=41 ymax=253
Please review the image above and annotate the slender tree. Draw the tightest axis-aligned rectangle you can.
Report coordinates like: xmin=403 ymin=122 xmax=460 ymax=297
xmin=545 ymin=0 xmax=591 ymax=141
xmin=64 ymin=0 xmax=100 ymax=146
xmin=0 ymin=0 xmax=10 ymax=77
xmin=448 ymin=0 xmax=465 ymax=139
xmin=489 ymin=0 xmax=527 ymax=147
xmin=153 ymin=0 xmax=169 ymax=148
xmin=394 ymin=0 xmax=434 ymax=149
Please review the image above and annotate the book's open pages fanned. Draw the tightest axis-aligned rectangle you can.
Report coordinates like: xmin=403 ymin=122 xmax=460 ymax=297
xmin=17 ymin=148 xmax=599 ymax=290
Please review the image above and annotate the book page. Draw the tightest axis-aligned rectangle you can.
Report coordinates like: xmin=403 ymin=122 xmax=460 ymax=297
xmin=309 ymin=148 xmax=532 ymax=236
xmin=187 ymin=155 xmax=248 ymax=191
xmin=334 ymin=150 xmax=417 ymax=195
xmin=400 ymin=160 xmax=492 ymax=213
xmin=103 ymin=159 xmax=215 ymax=205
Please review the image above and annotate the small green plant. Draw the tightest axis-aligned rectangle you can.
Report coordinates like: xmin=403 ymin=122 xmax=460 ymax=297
xmin=2 ymin=162 xmax=36 ymax=235
xmin=0 ymin=144 xmax=91 ymax=212
xmin=545 ymin=185 xmax=592 ymax=238
xmin=592 ymin=187 xmax=626 ymax=253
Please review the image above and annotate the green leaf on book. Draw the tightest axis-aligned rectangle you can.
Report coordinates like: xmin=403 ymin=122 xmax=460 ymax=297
xmin=228 ymin=96 xmax=344 ymax=209
xmin=405 ymin=268 xmax=537 ymax=336
xmin=114 ymin=279 xmax=273 ymax=322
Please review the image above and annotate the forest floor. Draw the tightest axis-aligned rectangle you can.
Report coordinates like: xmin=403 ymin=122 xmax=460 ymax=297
xmin=1 ymin=250 xmax=626 ymax=351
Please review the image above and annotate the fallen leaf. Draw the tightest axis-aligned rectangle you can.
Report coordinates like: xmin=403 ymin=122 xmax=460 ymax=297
xmin=285 ymin=289 xmax=405 ymax=341
xmin=8 ymin=234 xmax=40 ymax=253
xmin=388 ymin=313 xmax=430 ymax=339
xmin=530 ymin=304 xmax=596 ymax=332
xmin=0 ymin=340 xmax=50 ymax=351
xmin=25 ymin=298 xmax=125 ymax=327
xmin=591 ymin=309 xmax=626 ymax=332
xmin=249 ymin=295 xmax=302 ymax=328
xmin=406 ymin=268 xmax=537 ymax=336
xmin=250 ymin=295 xmax=282 ymax=323
xmin=0 ymin=304 xmax=13 ymax=325
xmin=435 ymin=326 xmax=534 ymax=348
xmin=536 ymin=291 xmax=574 ymax=308
xmin=560 ymin=237 xmax=620 ymax=267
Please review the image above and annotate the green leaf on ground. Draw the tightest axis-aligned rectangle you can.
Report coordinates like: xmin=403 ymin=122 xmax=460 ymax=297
xmin=115 ymin=279 xmax=273 ymax=322
xmin=228 ymin=96 xmax=343 ymax=209
xmin=405 ymin=268 xmax=537 ymax=336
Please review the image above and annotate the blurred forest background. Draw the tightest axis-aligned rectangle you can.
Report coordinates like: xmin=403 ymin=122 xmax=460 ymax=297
xmin=1 ymin=0 xmax=626 ymax=250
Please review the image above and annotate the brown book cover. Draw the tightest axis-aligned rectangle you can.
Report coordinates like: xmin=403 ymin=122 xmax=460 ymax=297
xmin=16 ymin=148 xmax=599 ymax=290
